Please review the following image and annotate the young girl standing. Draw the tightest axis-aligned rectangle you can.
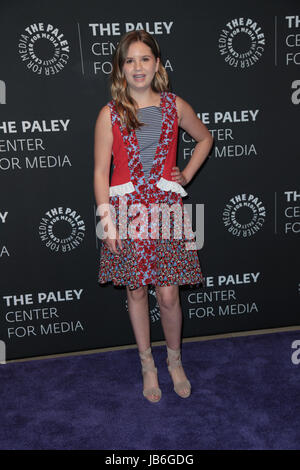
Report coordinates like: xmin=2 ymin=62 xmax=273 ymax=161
xmin=94 ymin=30 xmax=213 ymax=403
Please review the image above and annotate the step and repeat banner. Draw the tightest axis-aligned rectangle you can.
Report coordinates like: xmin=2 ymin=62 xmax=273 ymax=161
xmin=0 ymin=0 xmax=299 ymax=361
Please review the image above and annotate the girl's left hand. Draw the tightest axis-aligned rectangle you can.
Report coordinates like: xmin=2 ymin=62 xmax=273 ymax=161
xmin=171 ymin=166 xmax=188 ymax=186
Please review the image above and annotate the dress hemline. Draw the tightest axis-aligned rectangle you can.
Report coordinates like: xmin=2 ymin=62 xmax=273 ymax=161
xmin=97 ymin=276 xmax=205 ymax=291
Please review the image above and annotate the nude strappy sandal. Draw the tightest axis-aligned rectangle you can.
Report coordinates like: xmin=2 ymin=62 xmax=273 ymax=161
xmin=166 ymin=346 xmax=191 ymax=398
xmin=139 ymin=346 xmax=162 ymax=403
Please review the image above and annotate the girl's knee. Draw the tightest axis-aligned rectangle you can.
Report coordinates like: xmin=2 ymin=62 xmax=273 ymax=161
xmin=155 ymin=286 xmax=179 ymax=310
xmin=126 ymin=285 xmax=148 ymax=302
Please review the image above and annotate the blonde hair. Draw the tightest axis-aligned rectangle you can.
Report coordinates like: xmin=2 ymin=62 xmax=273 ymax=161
xmin=110 ymin=30 xmax=170 ymax=132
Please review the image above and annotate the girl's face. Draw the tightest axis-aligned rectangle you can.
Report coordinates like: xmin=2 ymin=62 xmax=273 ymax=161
xmin=122 ymin=41 xmax=159 ymax=93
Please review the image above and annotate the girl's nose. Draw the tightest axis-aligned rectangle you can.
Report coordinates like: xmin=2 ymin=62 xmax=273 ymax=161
xmin=134 ymin=61 xmax=142 ymax=70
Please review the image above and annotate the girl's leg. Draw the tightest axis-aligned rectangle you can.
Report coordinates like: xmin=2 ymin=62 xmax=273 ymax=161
xmin=155 ymin=285 xmax=190 ymax=395
xmin=155 ymin=285 xmax=181 ymax=349
xmin=126 ymin=285 xmax=160 ymax=400
xmin=126 ymin=285 xmax=150 ymax=352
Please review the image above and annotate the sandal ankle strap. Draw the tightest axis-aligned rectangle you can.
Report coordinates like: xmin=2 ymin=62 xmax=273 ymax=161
xmin=142 ymin=363 xmax=158 ymax=374
xmin=139 ymin=346 xmax=157 ymax=374
xmin=139 ymin=346 xmax=152 ymax=361
xmin=167 ymin=359 xmax=182 ymax=371
xmin=166 ymin=346 xmax=182 ymax=370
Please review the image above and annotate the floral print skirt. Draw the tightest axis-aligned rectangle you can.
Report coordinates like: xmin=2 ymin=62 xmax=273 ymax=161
xmin=97 ymin=193 xmax=204 ymax=291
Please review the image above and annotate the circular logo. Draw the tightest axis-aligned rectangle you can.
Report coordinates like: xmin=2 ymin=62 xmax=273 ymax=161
xmin=39 ymin=207 xmax=85 ymax=252
xmin=222 ymin=194 xmax=266 ymax=237
xmin=148 ymin=288 xmax=161 ymax=323
xmin=18 ymin=23 xmax=70 ymax=75
xmin=218 ymin=18 xmax=265 ymax=68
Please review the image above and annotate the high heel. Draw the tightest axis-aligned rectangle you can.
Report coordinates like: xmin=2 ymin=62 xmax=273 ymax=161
xmin=139 ymin=346 xmax=162 ymax=403
xmin=166 ymin=346 xmax=191 ymax=398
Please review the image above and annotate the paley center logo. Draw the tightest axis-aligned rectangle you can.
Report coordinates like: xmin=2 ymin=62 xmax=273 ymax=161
xmin=18 ymin=23 xmax=70 ymax=75
xmin=218 ymin=18 xmax=265 ymax=68
xmin=39 ymin=206 xmax=85 ymax=252
xmin=222 ymin=193 xmax=266 ymax=237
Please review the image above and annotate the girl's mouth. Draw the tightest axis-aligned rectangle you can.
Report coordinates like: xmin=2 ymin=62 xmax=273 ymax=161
xmin=133 ymin=74 xmax=146 ymax=80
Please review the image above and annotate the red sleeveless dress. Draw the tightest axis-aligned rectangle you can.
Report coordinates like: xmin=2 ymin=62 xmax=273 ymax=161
xmin=97 ymin=91 xmax=204 ymax=290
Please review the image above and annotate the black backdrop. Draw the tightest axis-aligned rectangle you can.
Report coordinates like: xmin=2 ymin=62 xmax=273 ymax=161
xmin=0 ymin=0 xmax=299 ymax=361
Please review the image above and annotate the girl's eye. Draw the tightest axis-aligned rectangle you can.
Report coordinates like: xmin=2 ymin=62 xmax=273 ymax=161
xmin=125 ymin=58 xmax=149 ymax=64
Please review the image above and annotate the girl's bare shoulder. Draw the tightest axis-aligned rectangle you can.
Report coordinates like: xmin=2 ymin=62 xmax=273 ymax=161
xmin=95 ymin=104 xmax=112 ymax=130
xmin=175 ymin=95 xmax=191 ymax=126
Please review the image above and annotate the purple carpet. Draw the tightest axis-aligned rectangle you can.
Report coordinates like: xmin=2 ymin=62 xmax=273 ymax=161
xmin=0 ymin=329 xmax=299 ymax=450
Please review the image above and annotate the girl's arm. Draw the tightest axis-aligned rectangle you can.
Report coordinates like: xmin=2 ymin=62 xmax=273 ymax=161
xmin=94 ymin=105 xmax=113 ymax=210
xmin=171 ymin=96 xmax=214 ymax=186
xmin=94 ymin=105 xmax=122 ymax=254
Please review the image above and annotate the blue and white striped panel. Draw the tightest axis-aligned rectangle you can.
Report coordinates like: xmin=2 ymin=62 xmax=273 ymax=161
xmin=135 ymin=106 xmax=163 ymax=181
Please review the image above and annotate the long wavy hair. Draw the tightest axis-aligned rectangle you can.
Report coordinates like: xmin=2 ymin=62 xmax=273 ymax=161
xmin=110 ymin=30 xmax=170 ymax=133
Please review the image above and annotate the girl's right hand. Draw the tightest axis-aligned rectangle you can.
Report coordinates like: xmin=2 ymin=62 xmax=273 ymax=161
xmin=103 ymin=223 xmax=123 ymax=255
